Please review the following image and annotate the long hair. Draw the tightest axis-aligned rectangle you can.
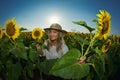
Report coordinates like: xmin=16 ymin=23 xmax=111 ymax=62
xmin=46 ymin=31 xmax=65 ymax=53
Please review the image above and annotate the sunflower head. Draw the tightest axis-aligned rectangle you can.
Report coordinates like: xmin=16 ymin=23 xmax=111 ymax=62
xmin=117 ymin=36 xmax=120 ymax=45
xmin=5 ymin=18 xmax=20 ymax=40
xmin=96 ymin=10 xmax=111 ymax=40
xmin=112 ymin=34 xmax=115 ymax=41
xmin=102 ymin=39 xmax=111 ymax=53
xmin=32 ymin=28 xmax=43 ymax=40
xmin=0 ymin=26 xmax=3 ymax=39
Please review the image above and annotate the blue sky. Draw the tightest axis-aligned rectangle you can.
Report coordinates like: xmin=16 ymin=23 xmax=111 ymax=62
xmin=0 ymin=0 xmax=120 ymax=35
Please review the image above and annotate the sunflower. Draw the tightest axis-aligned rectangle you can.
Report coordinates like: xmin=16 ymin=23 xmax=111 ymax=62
xmin=96 ymin=10 xmax=111 ymax=40
xmin=32 ymin=28 xmax=43 ymax=39
xmin=111 ymin=34 xmax=117 ymax=44
xmin=112 ymin=34 xmax=115 ymax=41
xmin=0 ymin=26 xmax=3 ymax=39
xmin=22 ymin=31 xmax=32 ymax=39
xmin=5 ymin=18 xmax=20 ymax=40
xmin=26 ymin=31 xmax=32 ymax=39
xmin=117 ymin=36 xmax=120 ymax=45
xmin=102 ymin=39 xmax=111 ymax=53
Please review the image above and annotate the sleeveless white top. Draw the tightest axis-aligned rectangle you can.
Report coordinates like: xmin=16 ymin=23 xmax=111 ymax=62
xmin=42 ymin=42 xmax=69 ymax=59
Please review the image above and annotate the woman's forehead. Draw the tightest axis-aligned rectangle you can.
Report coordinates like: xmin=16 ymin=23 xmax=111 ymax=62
xmin=49 ymin=29 xmax=59 ymax=32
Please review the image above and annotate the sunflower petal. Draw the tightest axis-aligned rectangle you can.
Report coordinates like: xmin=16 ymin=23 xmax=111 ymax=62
xmin=32 ymin=28 xmax=43 ymax=40
xmin=5 ymin=18 xmax=20 ymax=40
xmin=96 ymin=10 xmax=111 ymax=40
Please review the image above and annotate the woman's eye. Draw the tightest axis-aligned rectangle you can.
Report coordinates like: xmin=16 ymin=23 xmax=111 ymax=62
xmin=53 ymin=31 xmax=57 ymax=33
xmin=49 ymin=31 xmax=51 ymax=33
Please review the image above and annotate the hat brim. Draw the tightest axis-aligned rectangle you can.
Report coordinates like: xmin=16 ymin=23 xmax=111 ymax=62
xmin=44 ymin=28 xmax=67 ymax=33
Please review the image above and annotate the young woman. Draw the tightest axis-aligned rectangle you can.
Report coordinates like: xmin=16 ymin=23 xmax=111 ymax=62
xmin=36 ymin=23 xmax=68 ymax=59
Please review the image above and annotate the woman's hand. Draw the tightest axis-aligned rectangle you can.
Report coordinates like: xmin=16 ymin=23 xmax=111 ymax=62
xmin=36 ymin=42 xmax=41 ymax=51
xmin=78 ymin=56 xmax=86 ymax=64
xmin=36 ymin=42 xmax=44 ymax=55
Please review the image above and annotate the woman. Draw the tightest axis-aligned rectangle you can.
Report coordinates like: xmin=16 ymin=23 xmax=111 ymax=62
xmin=36 ymin=23 xmax=69 ymax=59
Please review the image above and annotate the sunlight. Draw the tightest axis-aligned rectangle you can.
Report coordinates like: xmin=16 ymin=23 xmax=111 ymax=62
xmin=49 ymin=16 xmax=60 ymax=24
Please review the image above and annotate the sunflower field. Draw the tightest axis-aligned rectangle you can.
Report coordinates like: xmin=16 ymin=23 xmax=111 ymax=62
xmin=0 ymin=10 xmax=120 ymax=80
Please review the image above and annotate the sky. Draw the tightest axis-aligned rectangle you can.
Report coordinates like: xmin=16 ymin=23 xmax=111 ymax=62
xmin=0 ymin=0 xmax=120 ymax=35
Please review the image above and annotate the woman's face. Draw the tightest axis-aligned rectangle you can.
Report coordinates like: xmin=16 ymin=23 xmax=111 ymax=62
xmin=49 ymin=29 xmax=59 ymax=41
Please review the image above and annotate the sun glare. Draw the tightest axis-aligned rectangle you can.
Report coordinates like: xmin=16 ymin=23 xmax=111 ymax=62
xmin=49 ymin=16 xmax=60 ymax=24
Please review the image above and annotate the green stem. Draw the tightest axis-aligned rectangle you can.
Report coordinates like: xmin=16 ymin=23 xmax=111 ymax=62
xmin=40 ymin=72 xmax=43 ymax=80
xmin=90 ymin=32 xmax=92 ymax=40
xmin=81 ymin=44 xmax=84 ymax=56
xmin=84 ymin=35 xmax=96 ymax=56
xmin=37 ymin=38 xmax=40 ymax=42
xmin=10 ymin=38 xmax=18 ymax=48
xmin=10 ymin=38 xmax=15 ymax=44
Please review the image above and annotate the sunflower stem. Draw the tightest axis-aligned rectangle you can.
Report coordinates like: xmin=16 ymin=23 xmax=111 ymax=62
xmin=81 ymin=44 xmax=84 ymax=56
xmin=10 ymin=38 xmax=16 ymax=46
xmin=90 ymin=32 xmax=93 ymax=40
xmin=84 ymin=35 xmax=96 ymax=56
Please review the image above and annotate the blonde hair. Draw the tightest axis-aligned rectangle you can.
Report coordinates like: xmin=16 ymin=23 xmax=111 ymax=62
xmin=47 ymin=23 xmax=65 ymax=53
xmin=46 ymin=31 xmax=65 ymax=53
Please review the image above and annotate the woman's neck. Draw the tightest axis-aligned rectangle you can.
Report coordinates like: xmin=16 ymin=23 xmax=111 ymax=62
xmin=51 ymin=40 xmax=57 ymax=46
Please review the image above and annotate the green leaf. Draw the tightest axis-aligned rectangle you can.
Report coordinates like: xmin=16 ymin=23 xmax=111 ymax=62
xmin=73 ymin=21 xmax=95 ymax=33
xmin=11 ymin=43 xmax=28 ymax=60
xmin=95 ymin=47 xmax=105 ymax=72
xmin=25 ymin=62 xmax=34 ymax=78
xmin=0 ymin=61 xmax=4 ymax=71
xmin=37 ymin=59 xmax=57 ymax=75
xmin=62 ymin=48 xmax=81 ymax=58
xmin=90 ymin=47 xmax=105 ymax=79
xmin=50 ymin=49 xmax=90 ymax=79
xmin=6 ymin=62 xmax=22 ymax=80
xmin=92 ymin=19 xmax=99 ymax=25
xmin=73 ymin=35 xmax=89 ymax=45
xmin=0 ymin=43 xmax=14 ymax=60
xmin=29 ymin=48 xmax=39 ymax=62
xmin=92 ymin=19 xmax=98 ymax=23
xmin=20 ymin=27 xmax=27 ymax=31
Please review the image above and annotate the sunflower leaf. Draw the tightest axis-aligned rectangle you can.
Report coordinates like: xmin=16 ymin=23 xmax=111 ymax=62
xmin=50 ymin=48 xmax=90 ymax=79
xmin=73 ymin=35 xmax=89 ymax=45
xmin=6 ymin=62 xmax=22 ymax=80
xmin=29 ymin=48 xmax=39 ymax=63
xmin=73 ymin=21 xmax=95 ymax=33
xmin=11 ymin=43 xmax=27 ymax=60
xmin=92 ymin=47 xmax=105 ymax=79
xmin=37 ymin=59 xmax=57 ymax=75
xmin=20 ymin=27 xmax=27 ymax=31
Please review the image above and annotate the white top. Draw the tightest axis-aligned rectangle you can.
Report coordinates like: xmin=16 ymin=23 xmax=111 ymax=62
xmin=42 ymin=42 xmax=69 ymax=59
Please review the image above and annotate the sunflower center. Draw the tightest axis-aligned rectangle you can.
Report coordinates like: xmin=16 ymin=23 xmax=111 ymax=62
xmin=0 ymin=30 xmax=1 ymax=34
xmin=104 ymin=45 xmax=108 ymax=50
xmin=34 ymin=30 xmax=40 ymax=37
xmin=6 ymin=23 xmax=15 ymax=36
xmin=108 ymin=42 xmax=111 ymax=46
xmin=101 ymin=21 xmax=109 ymax=34
xmin=119 ymin=37 xmax=120 ymax=44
